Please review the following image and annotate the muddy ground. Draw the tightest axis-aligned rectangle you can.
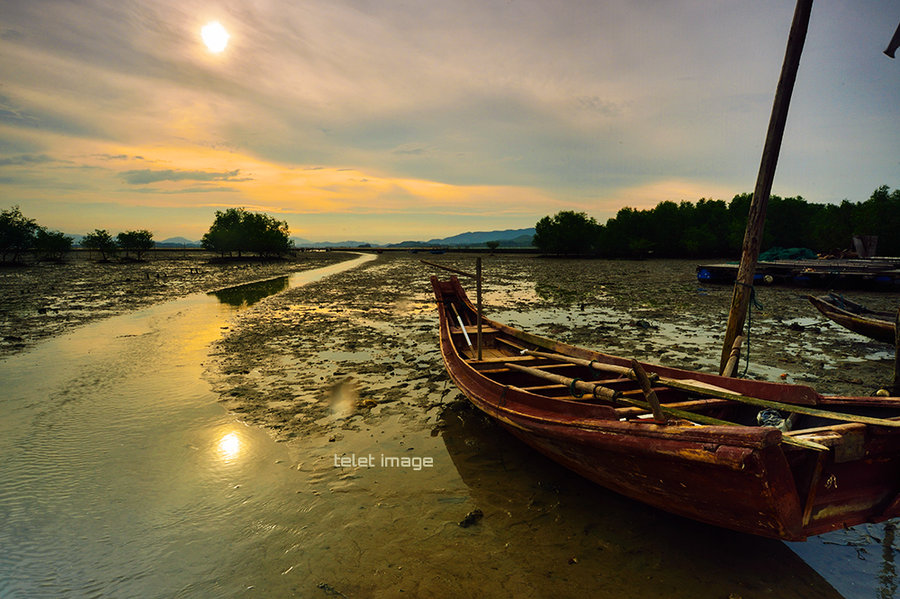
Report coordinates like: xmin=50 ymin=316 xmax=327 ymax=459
xmin=5 ymin=250 xmax=897 ymax=433
xmin=204 ymin=252 xmax=899 ymax=442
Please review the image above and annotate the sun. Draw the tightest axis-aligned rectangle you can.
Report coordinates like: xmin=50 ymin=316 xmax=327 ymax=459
xmin=201 ymin=21 xmax=229 ymax=53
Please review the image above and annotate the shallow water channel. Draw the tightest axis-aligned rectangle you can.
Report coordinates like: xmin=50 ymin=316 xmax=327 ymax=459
xmin=0 ymin=252 xmax=896 ymax=598
xmin=0 ymin=255 xmax=376 ymax=597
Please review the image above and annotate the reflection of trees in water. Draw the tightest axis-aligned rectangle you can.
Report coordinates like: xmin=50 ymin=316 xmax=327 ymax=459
xmin=879 ymin=522 xmax=897 ymax=599
xmin=209 ymin=276 xmax=289 ymax=307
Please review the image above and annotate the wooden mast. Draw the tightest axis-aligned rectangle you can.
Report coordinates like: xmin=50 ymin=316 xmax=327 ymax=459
xmin=719 ymin=0 xmax=814 ymax=374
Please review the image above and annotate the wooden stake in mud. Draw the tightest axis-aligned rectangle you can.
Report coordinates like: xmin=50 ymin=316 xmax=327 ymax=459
xmin=893 ymin=306 xmax=900 ymax=395
xmin=476 ymin=257 xmax=483 ymax=361
xmin=719 ymin=0 xmax=814 ymax=375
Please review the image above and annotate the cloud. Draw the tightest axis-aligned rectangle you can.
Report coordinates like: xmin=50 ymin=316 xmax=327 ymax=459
xmin=129 ymin=185 xmax=240 ymax=194
xmin=0 ymin=153 xmax=56 ymax=166
xmin=121 ymin=168 xmax=248 ymax=184
xmin=0 ymin=0 xmax=897 ymax=241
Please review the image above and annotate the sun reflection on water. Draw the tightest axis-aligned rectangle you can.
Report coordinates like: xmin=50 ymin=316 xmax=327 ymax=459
xmin=217 ymin=432 xmax=241 ymax=462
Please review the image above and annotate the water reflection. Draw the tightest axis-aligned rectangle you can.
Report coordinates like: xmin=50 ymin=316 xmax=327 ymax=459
xmin=217 ymin=432 xmax=241 ymax=462
xmin=208 ymin=276 xmax=289 ymax=307
xmin=439 ymin=403 xmax=843 ymax=598
xmin=880 ymin=523 xmax=897 ymax=599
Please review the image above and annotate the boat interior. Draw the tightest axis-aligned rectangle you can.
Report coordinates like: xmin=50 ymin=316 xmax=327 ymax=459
xmin=438 ymin=283 xmax=900 ymax=457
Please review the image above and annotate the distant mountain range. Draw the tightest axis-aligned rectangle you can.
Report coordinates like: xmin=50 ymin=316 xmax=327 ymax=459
xmin=387 ymin=228 xmax=535 ymax=248
xmin=66 ymin=228 xmax=535 ymax=249
xmin=155 ymin=236 xmax=202 ymax=248
xmin=289 ymin=227 xmax=535 ymax=249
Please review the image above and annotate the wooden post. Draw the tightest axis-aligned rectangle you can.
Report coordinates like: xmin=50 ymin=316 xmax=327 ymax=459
xmin=893 ymin=307 xmax=900 ymax=395
xmin=476 ymin=257 xmax=483 ymax=361
xmin=719 ymin=0 xmax=814 ymax=374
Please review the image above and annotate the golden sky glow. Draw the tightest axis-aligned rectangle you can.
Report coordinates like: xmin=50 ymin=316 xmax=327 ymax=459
xmin=0 ymin=1 xmax=897 ymax=242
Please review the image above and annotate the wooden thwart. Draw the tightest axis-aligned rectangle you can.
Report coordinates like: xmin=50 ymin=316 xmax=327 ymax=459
xmin=504 ymin=360 xmax=826 ymax=451
xmin=520 ymin=349 xmax=900 ymax=429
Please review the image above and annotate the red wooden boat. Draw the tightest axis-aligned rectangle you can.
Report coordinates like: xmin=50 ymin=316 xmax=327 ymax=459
xmin=808 ymin=294 xmax=897 ymax=345
xmin=432 ymin=275 xmax=900 ymax=541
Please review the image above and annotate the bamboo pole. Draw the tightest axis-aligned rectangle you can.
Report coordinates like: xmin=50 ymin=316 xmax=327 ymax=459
xmin=505 ymin=362 xmax=620 ymax=401
xmin=420 ymin=259 xmax=477 ymax=279
xmin=521 ymin=348 xmax=900 ymax=429
xmin=506 ymin=362 xmax=826 ymax=450
xmin=719 ymin=0 xmax=814 ymax=374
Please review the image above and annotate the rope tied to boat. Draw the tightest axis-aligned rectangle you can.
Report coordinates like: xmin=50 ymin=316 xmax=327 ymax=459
xmin=734 ymin=281 xmax=762 ymax=377
xmin=568 ymin=378 xmax=586 ymax=398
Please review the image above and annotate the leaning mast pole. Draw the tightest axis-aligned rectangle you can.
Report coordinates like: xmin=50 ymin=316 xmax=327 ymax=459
xmin=719 ymin=0 xmax=814 ymax=375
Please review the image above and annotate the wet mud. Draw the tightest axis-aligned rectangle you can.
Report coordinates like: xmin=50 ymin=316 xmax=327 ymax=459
xmin=208 ymin=253 xmax=899 ymax=444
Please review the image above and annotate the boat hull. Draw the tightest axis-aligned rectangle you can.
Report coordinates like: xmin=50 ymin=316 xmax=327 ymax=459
xmin=433 ymin=276 xmax=900 ymax=540
xmin=808 ymin=294 xmax=896 ymax=344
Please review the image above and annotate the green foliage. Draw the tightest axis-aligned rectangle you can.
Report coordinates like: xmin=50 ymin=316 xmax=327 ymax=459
xmin=0 ymin=205 xmax=39 ymax=263
xmin=201 ymin=208 xmax=292 ymax=257
xmin=34 ymin=228 xmax=73 ymax=261
xmin=485 ymin=240 xmax=500 ymax=251
xmin=535 ymin=185 xmax=900 ymax=259
xmin=533 ymin=211 xmax=602 ymax=255
xmin=82 ymin=229 xmax=118 ymax=260
xmin=116 ymin=229 xmax=155 ymax=260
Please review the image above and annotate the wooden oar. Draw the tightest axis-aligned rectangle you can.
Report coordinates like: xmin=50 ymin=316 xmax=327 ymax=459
xmin=504 ymin=361 xmax=827 ymax=451
xmin=449 ymin=303 xmax=474 ymax=352
xmin=520 ymin=349 xmax=900 ymax=429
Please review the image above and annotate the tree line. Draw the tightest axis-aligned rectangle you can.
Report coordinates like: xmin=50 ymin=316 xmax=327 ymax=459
xmin=1 ymin=206 xmax=76 ymax=263
xmin=1 ymin=205 xmax=293 ymax=264
xmin=534 ymin=185 xmax=900 ymax=258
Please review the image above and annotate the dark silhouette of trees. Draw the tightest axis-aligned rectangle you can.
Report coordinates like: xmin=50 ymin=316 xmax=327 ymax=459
xmin=534 ymin=211 xmax=603 ymax=255
xmin=34 ymin=229 xmax=73 ymax=261
xmin=535 ymin=186 xmax=900 ymax=258
xmin=202 ymin=208 xmax=292 ymax=258
xmin=0 ymin=206 xmax=74 ymax=263
xmin=82 ymin=229 xmax=118 ymax=261
xmin=116 ymin=230 xmax=155 ymax=261
xmin=0 ymin=206 xmax=39 ymax=263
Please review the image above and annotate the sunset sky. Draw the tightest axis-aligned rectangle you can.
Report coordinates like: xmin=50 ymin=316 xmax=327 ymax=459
xmin=1 ymin=1 xmax=898 ymax=243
